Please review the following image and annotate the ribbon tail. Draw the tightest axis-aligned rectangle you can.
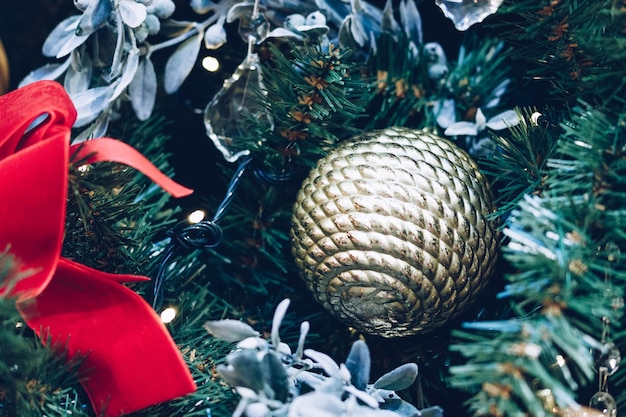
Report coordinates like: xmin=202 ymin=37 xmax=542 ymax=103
xmin=70 ymin=138 xmax=193 ymax=198
xmin=17 ymin=257 xmax=197 ymax=417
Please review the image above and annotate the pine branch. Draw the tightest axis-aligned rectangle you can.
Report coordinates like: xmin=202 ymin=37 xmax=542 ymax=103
xmin=447 ymin=99 xmax=626 ymax=415
xmin=0 ymin=295 xmax=89 ymax=417
xmin=498 ymin=0 xmax=626 ymax=107
xmin=365 ymin=31 xmax=515 ymax=135
xmin=250 ymin=41 xmax=369 ymax=170
xmin=481 ymin=107 xmax=561 ymax=219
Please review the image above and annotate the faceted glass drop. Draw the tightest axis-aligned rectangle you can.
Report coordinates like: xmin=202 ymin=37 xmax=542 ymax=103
xmin=589 ymin=392 xmax=617 ymax=417
xmin=204 ymin=53 xmax=272 ymax=162
xmin=435 ymin=0 xmax=505 ymax=31
xmin=239 ymin=13 xmax=269 ymax=43
xmin=594 ymin=342 xmax=621 ymax=376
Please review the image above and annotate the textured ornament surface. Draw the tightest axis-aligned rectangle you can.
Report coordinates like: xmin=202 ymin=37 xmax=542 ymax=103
xmin=290 ymin=127 xmax=499 ymax=337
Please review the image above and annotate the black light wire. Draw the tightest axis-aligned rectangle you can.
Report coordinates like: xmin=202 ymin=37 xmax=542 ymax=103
xmin=152 ymin=155 xmax=253 ymax=309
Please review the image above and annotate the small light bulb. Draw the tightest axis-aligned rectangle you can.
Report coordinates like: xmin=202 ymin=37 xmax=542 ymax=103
xmin=202 ymin=56 xmax=220 ymax=72
xmin=530 ymin=111 xmax=542 ymax=126
xmin=555 ymin=354 xmax=566 ymax=367
xmin=77 ymin=165 xmax=89 ymax=173
xmin=188 ymin=209 xmax=205 ymax=224
xmin=160 ymin=307 xmax=177 ymax=323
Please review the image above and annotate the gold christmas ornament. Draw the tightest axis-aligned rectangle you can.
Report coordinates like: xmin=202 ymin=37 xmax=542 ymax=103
xmin=290 ymin=127 xmax=500 ymax=337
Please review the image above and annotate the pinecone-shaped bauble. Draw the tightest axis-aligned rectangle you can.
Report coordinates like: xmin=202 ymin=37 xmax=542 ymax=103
xmin=290 ymin=127 xmax=500 ymax=337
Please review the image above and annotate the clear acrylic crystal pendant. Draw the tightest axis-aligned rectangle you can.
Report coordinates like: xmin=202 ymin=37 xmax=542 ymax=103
xmin=589 ymin=392 xmax=617 ymax=417
xmin=204 ymin=53 xmax=272 ymax=162
xmin=595 ymin=342 xmax=621 ymax=376
xmin=436 ymin=0 xmax=505 ymax=31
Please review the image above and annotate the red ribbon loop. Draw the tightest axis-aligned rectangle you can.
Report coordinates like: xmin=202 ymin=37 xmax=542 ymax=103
xmin=0 ymin=81 xmax=196 ymax=416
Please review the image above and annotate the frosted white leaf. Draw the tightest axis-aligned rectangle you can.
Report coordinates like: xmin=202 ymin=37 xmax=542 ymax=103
xmin=109 ymin=19 xmax=127 ymax=80
xmin=119 ymin=0 xmax=147 ymax=28
xmin=134 ymin=23 xmax=149 ymax=43
xmin=294 ymin=321 xmax=310 ymax=360
xmin=381 ymin=0 xmax=400 ymax=35
xmin=245 ymin=402 xmax=270 ymax=417
xmin=237 ymin=336 xmax=267 ymax=350
xmin=129 ymin=56 xmax=157 ymax=121
xmin=203 ymin=319 xmax=260 ymax=342
xmin=315 ymin=0 xmax=351 ymax=25
xmin=373 ymin=363 xmax=418 ymax=391
xmin=306 ymin=11 xmax=326 ymax=26
xmin=484 ymin=96 xmax=501 ymax=109
xmin=345 ymin=385 xmax=379 ymax=408
xmin=486 ymin=109 xmax=521 ymax=130
xmin=338 ymin=16 xmax=356 ymax=48
xmin=64 ymin=53 xmax=92 ymax=95
xmin=271 ymin=299 xmax=291 ymax=347
xmin=42 ymin=16 xmax=89 ymax=59
xmin=345 ymin=339 xmax=370 ymax=391
xmin=289 ymin=392 xmax=344 ymax=417
xmin=424 ymin=42 xmax=446 ymax=65
xmin=277 ymin=342 xmax=292 ymax=356
xmin=111 ymin=48 xmax=140 ymax=101
xmin=19 ymin=59 xmax=71 ymax=87
xmin=444 ymin=121 xmax=478 ymax=136
xmin=434 ymin=98 xmax=456 ymax=128
xmin=284 ymin=14 xmax=306 ymax=30
xmin=303 ymin=349 xmax=339 ymax=377
xmin=144 ymin=14 xmax=161 ymax=35
xmin=204 ymin=20 xmax=227 ymax=50
xmin=293 ymin=370 xmax=324 ymax=388
xmin=266 ymin=28 xmax=302 ymax=40
xmin=475 ymin=108 xmax=487 ymax=128
xmin=347 ymin=14 xmax=368 ymax=46
xmin=74 ymin=0 xmax=92 ymax=12
xmin=226 ymin=2 xmax=255 ymax=23
xmin=427 ymin=63 xmax=448 ymax=80
xmin=146 ymin=0 xmax=176 ymax=19
xmin=400 ymin=0 xmax=422 ymax=44
xmin=369 ymin=388 xmax=398 ymax=403
xmin=492 ymin=78 xmax=510 ymax=98
xmin=338 ymin=363 xmax=351 ymax=382
xmin=235 ymin=386 xmax=259 ymax=400
xmin=77 ymin=0 xmax=112 ymax=36
xmin=164 ymin=32 xmax=202 ymax=94
xmin=73 ymin=112 xmax=111 ymax=143
xmin=71 ymin=85 xmax=114 ymax=127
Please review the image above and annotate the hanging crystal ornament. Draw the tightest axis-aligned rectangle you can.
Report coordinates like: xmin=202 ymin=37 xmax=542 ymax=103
xmin=435 ymin=0 xmax=505 ymax=31
xmin=589 ymin=391 xmax=617 ymax=417
xmin=594 ymin=341 xmax=621 ymax=377
xmin=588 ymin=242 xmax=621 ymax=417
xmin=204 ymin=0 xmax=272 ymax=162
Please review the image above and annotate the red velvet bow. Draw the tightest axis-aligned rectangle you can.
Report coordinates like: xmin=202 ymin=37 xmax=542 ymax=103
xmin=0 ymin=81 xmax=196 ymax=416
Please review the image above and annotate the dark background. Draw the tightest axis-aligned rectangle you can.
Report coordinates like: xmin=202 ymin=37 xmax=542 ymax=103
xmin=0 ymin=0 xmax=462 ymax=200
xmin=0 ymin=0 xmax=461 ymax=90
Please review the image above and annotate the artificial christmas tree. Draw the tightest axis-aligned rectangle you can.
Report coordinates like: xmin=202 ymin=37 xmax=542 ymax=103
xmin=1 ymin=0 xmax=625 ymax=416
